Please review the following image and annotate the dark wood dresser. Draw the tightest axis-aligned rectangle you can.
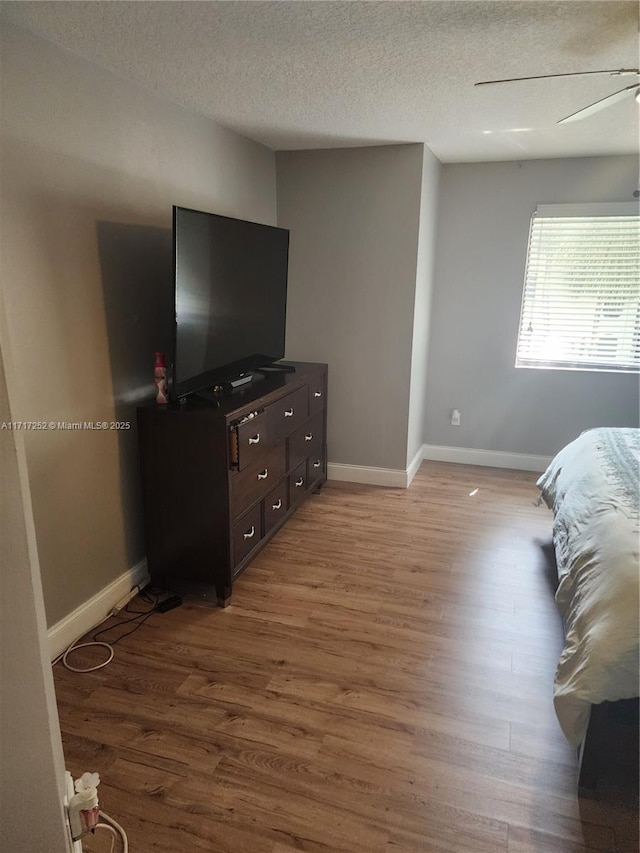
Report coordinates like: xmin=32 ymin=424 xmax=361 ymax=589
xmin=137 ymin=362 xmax=327 ymax=605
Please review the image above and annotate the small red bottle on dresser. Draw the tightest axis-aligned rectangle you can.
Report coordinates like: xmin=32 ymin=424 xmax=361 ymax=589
xmin=154 ymin=352 xmax=168 ymax=404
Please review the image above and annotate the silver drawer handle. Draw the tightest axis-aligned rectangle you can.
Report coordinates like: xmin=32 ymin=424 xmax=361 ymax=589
xmin=257 ymin=468 xmax=268 ymax=480
xmin=314 ymin=391 xmax=322 ymax=398
xmin=304 ymin=433 xmax=313 ymax=442
xmin=284 ymin=408 xmax=294 ymax=417
xmin=243 ymin=526 xmax=255 ymax=540
xmin=272 ymin=499 xmax=282 ymax=510
xmin=295 ymin=477 xmax=304 ymax=487
xmin=248 ymin=433 xmax=260 ymax=445
xmin=313 ymin=460 xmax=321 ymax=468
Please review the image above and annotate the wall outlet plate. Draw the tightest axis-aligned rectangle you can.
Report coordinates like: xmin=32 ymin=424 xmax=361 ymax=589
xmin=65 ymin=771 xmax=84 ymax=852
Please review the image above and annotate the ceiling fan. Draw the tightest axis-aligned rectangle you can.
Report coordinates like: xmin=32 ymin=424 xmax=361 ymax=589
xmin=475 ymin=68 xmax=640 ymax=124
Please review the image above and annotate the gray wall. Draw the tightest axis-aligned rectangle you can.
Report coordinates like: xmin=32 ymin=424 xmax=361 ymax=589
xmin=0 ymin=21 xmax=277 ymax=627
xmin=406 ymin=146 xmax=441 ymax=468
xmin=277 ymin=145 xmax=424 ymax=472
xmin=425 ymin=156 xmax=639 ymax=457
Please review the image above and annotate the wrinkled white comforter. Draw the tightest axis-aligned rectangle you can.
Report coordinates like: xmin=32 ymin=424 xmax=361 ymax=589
xmin=537 ymin=427 xmax=640 ymax=747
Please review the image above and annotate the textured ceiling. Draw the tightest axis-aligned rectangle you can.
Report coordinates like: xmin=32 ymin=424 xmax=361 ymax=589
xmin=2 ymin=0 xmax=639 ymax=162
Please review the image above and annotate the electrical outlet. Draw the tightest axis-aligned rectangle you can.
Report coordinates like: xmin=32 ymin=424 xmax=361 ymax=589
xmin=451 ymin=409 xmax=461 ymax=426
xmin=64 ymin=771 xmax=84 ymax=852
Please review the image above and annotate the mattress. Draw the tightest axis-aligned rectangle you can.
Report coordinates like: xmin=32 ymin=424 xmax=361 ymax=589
xmin=537 ymin=427 xmax=640 ymax=747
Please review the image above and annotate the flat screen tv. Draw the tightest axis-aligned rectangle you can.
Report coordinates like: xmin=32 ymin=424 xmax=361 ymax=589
xmin=172 ymin=205 xmax=290 ymax=398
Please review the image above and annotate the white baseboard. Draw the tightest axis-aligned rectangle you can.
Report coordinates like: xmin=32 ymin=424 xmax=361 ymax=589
xmin=48 ymin=559 xmax=149 ymax=661
xmin=421 ymin=444 xmax=552 ymax=473
xmin=326 ymin=441 xmax=550 ymax=489
xmin=327 ymin=462 xmax=408 ymax=488
xmin=406 ymin=446 xmax=425 ymax=487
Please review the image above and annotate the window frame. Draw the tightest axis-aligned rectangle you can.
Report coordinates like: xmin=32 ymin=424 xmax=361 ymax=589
xmin=515 ymin=202 xmax=640 ymax=374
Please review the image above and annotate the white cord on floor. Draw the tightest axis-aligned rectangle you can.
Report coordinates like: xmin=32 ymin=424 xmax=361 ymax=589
xmin=54 ymin=612 xmax=115 ymax=673
xmin=94 ymin=822 xmax=117 ymax=853
xmin=97 ymin=810 xmax=129 ymax=852
xmin=62 ymin=639 xmax=114 ymax=672
xmin=52 ymin=583 xmax=146 ymax=673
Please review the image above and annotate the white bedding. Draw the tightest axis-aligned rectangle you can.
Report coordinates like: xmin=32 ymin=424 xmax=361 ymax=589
xmin=537 ymin=427 xmax=640 ymax=747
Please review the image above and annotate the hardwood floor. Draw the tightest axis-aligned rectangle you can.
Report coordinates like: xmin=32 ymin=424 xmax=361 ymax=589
xmin=54 ymin=462 xmax=639 ymax=853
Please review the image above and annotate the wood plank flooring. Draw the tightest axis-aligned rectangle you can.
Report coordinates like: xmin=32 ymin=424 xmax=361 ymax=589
xmin=54 ymin=462 xmax=639 ymax=853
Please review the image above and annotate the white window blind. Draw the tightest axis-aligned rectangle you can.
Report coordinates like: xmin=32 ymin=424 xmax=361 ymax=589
xmin=515 ymin=202 xmax=640 ymax=372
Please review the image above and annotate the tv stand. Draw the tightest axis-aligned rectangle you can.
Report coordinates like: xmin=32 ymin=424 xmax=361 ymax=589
xmin=226 ymin=372 xmax=254 ymax=388
xmin=257 ymin=361 xmax=297 ymax=374
xmin=137 ymin=362 xmax=327 ymax=606
xmin=192 ymin=373 xmax=261 ymax=403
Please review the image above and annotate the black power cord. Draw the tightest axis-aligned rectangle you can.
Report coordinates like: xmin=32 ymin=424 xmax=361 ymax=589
xmin=91 ymin=589 xmax=161 ymax=646
xmin=57 ymin=586 xmax=181 ymax=673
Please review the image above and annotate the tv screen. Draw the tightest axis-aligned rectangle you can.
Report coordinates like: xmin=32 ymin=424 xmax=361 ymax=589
xmin=172 ymin=206 xmax=289 ymax=397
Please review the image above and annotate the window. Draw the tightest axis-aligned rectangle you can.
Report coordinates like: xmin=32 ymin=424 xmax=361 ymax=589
xmin=515 ymin=202 xmax=640 ymax=372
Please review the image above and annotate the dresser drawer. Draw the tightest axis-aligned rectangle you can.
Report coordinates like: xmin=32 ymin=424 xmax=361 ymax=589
xmin=266 ymin=386 xmax=308 ymax=442
xmin=234 ymin=411 xmax=269 ymax=470
xmin=263 ymin=479 xmax=289 ymax=535
xmin=289 ymin=411 xmax=324 ymax=470
xmin=231 ymin=442 xmax=286 ymax=519
xmin=232 ymin=504 xmax=262 ymax=570
xmin=309 ymin=374 xmax=326 ymax=416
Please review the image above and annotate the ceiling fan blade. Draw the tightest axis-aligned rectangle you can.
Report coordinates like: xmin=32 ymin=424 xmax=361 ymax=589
xmin=475 ymin=69 xmax=639 ymax=86
xmin=557 ymin=84 xmax=639 ymax=124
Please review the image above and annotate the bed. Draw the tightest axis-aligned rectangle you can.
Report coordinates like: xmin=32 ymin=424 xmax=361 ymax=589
xmin=536 ymin=427 xmax=639 ymax=791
